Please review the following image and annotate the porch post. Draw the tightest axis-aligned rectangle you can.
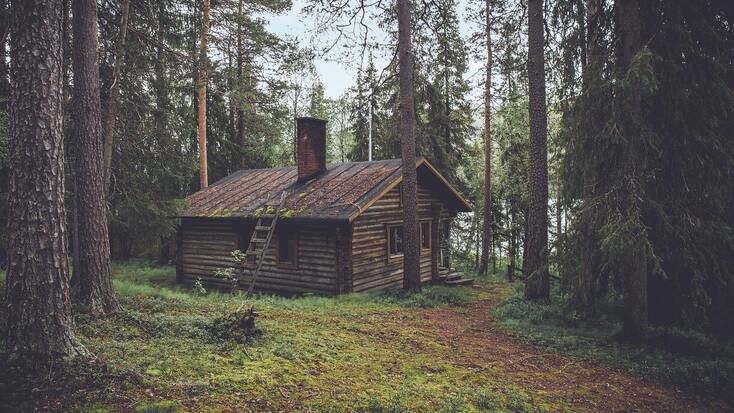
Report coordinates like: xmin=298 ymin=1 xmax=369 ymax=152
xmin=431 ymin=204 xmax=443 ymax=282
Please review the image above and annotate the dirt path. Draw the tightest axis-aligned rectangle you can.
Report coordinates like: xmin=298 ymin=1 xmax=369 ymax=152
xmin=403 ymin=283 xmax=729 ymax=413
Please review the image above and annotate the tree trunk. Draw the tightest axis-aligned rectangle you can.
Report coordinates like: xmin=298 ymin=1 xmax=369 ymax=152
xmin=197 ymin=0 xmax=210 ymax=188
xmin=491 ymin=234 xmax=496 ymax=274
xmin=615 ymin=0 xmax=647 ymax=338
xmin=479 ymin=0 xmax=493 ymax=276
xmin=0 ymin=0 xmax=9 ymax=105
xmin=508 ymin=209 xmax=516 ymax=282
xmin=236 ymin=0 xmax=247 ymax=169
xmin=102 ymin=0 xmax=131 ymax=195
xmin=398 ymin=0 xmax=421 ymax=292
xmin=555 ymin=192 xmax=562 ymax=256
xmin=72 ymin=0 xmax=119 ymax=315
xmin=5 ymin=0 xmax=87 ymax=363
xmin=524 ymin=0 xmax=550 ymax=302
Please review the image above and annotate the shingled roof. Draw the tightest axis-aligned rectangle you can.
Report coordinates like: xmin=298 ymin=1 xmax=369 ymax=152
xmin=179 ymin=157 xmax=471 ymax=222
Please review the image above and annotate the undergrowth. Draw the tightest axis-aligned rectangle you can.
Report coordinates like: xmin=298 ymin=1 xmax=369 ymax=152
xmin=493 ymin=284 xmax=734 ymax=403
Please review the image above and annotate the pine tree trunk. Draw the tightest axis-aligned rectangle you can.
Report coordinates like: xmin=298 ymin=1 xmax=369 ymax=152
xmin=197 ymin=0 xmax=210 ymax=188
xmin=72 ymin=0 xmax=119 ymax=315
xmin=555 ymin=191 xmax=562 ymax=256
xmin=236 ymin=0 xmax=247 ymax=169
xmin=508 ymin=209 xmax=516 ymax=282
xmin=524 ymin=0 xmax=550 ymax=302
xmin=102 ymin=0 xmax=131 ymax=195
xmin=0 ymin=1 xmax=9 ymax=106
xmin=5 ymin=0 xmax=87 ymax=363
xmin=398 ymin=0 xmax=421 ymax=291
xmin=615 ymin=0 xmax=647 ymax=338
xmin=479 ymin=0 xmax=493 ymax=276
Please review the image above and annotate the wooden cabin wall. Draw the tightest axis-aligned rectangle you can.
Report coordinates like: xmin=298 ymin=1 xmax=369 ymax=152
xmin=351 ymin=183 xmax=453 ymax=292
xmin=178 ymin=218 xmax=338 ymax=294
xmin=240 ymin=221 xmax=337 ymax=294
xmin=177 ymin=218 xmax=250 ymax=287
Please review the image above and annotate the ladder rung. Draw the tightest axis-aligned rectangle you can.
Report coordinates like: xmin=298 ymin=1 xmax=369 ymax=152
xmin=250 ymin=238 xmax=267 ymax=243
xmin=255 ymin=226 xmax=271 ymax=231
xmin=246 ymin=250 xmax=261 ymax=256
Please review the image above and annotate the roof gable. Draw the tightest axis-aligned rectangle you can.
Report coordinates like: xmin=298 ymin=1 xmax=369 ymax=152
xmin=180 ymin=158 xmax=471 ymax=221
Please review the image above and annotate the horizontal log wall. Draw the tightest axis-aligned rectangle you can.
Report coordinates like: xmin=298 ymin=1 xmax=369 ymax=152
xmin=351 ymin=183 xmax=452 ymax=292
xmin=178 ymin=218 xmax=338 ymax=294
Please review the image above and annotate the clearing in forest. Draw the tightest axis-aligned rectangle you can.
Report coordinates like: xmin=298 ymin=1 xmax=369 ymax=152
xmin=2 ymin=262 xmax=730 ymax=412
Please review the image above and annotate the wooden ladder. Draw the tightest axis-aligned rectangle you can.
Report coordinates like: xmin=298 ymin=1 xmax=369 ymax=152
xmin=244 ymin=191 xmax=288 ymax=296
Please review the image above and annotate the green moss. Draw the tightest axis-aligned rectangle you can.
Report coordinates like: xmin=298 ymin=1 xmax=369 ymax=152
xmin=134 ymin=401 xmax=183 ymax=413
xmin=200 ymin=207 xmax=240 ymax=217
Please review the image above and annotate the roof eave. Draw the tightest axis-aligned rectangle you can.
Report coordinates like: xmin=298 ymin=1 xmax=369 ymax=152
xmin=346 ymin=157 xmax=473 ymax=222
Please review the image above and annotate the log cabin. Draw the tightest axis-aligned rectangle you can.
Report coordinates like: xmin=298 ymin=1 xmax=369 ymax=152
xmin=175 ymin=117 xmax=472 ymax=294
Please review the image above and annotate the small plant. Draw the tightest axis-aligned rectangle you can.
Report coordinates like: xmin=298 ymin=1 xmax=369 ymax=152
xmin=213 ymin=250 xmax=249 ymax=293
xmin=474 ymin=387 xmax=502 ymax=411
xmin=192 ymin=277 xmax=207 ymax=296
xmin=213 ymin=267 xmax=239 ymax=292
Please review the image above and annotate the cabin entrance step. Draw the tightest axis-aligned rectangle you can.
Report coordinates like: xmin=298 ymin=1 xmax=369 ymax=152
xmin=437 ymin=267 xmax=474 ymax=286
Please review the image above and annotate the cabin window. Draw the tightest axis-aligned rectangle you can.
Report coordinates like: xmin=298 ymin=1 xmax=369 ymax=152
xmin=387 ymin=224 xmax=404 ymax=258
xmin=277 ymin=230 xmax=298 ymax=267
xmin=420 ymin=221 xmax=431 ymax=251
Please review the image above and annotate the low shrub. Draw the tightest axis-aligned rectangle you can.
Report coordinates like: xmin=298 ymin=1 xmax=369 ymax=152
xmin=205 ymin=306 xmax=262 ymax=343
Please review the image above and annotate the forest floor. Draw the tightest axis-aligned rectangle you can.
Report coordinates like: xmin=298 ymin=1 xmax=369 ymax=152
xmin=0 ymin=262 xmax=732 ymax=413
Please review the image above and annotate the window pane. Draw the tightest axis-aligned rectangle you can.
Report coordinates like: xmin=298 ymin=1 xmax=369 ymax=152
xmin=389 ymin=225 xmax=403 ymax=256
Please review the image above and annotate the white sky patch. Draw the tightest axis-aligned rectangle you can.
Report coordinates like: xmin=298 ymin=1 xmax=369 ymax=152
xmin=268 ymin=0 xmax=485 ymax=100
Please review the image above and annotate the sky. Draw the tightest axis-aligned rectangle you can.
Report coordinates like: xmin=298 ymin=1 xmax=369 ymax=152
xmin=266 ymin=0 xmax=378 ymax=98
xmin=267 ymin=0 xmax=481 ymax=99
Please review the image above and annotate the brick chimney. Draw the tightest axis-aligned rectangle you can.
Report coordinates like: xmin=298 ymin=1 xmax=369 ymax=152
xmin=296 ymin=117 xmax=327 ymax=182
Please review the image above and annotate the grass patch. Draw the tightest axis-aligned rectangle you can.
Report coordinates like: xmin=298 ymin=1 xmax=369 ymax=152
xmin=3 ymin=260 xmax=512 ymax=412
xmin=374 ymin=285 xmax=470 ymax=308
xmin=493 ymin=286 xmax=734 ymax=403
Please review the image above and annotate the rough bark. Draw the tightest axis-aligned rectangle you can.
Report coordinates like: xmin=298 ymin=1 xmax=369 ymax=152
xmin=479 ymin=0 xmax=493 ymax=276
xmin=102 ymin=0 xmax=131 ymax=195
xmin=236 ymin=0 xmax=247 ymax=169
xmin=524 ymin=0 xmax=550 ymax=302
xmin=0 ymin=0 xmax=9 ymax=104
xmin=5 ymin=0 xmax=87 ymax=363
xmin=615 ymin=0 xmax=647 ymax=338
xmin=197 ymin=0 xmax=210 ymax=189
xmin=508 ymin=208 xmax=517 ymax=282
xmin=398 ymin=0 xmax=421 ymax=291
xmin=72 ymin=0 xmax=120 ymax=315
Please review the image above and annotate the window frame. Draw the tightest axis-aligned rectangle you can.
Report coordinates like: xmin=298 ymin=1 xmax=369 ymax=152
xmin=276 ymin=228 xmax=299 ymax=269
xmin=386 ymin=223 xmax=404 ymax=260
xmin=386 ymin=220 xmax=432 ymax=260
